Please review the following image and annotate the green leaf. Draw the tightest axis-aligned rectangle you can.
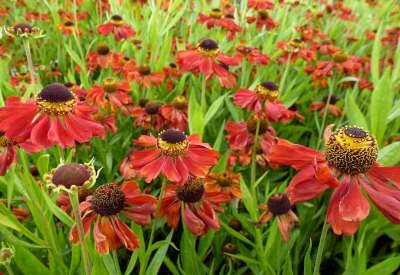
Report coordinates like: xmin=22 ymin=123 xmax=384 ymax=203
xmin=204 ymin=94 xmax=226 ymax=126
xmin=180 ymin=225 xmax=204 ymax=275
xmin=365 ymin=256 xmax=400 ymax=275
xmin=92 ymin=254 xmax=109 ymax=275
xmin=188 ymin=88 xmax=204 ymax=136
xmin=198 ymin=230 xmax=215 ymax=258
xmin=221 ymin=221 xmax=254 ymax=247
xmin=36 ymin=154 xmax=50 ymax=177
xmin=371 ymin=24 xmax=383 ymax=84
xmin=240 ymin=177 xmax=258 ymax=220
xmin=303 ymin=240 xmax=312 ymax=275
xmin=369 ymin=71 xmax=393 ymax=145
xmin=14 ymin=244 xmax=51 ymax=275
xmin=213 ymin=121 xmax=225 ymax=150
xmin=344 ymin=92 xmax=368 ymax=129
xmin=378 ymin=142 xmax=400 ymax=166
xmin=225 ymin=97 xmax=240 ymax=121
xmin=145 ymin=230 xmax=174 ymax=275
xmin=42 ymin=194 xmax=74 ymax=227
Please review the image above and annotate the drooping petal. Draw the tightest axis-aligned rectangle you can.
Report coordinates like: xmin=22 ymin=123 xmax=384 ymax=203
xmin=338 ymin=178 xmax=369 ymax=222
xmin=184 ymin=205 xmax=206 ymax=236
xmin=361 ymin=177 xmax=400 ymax=224
xmin=111 ymin=217 xmax=140 ymax=251
xmin=268 ymin=139 xmax=324 ymax=170
xmin=286 ymin=165 xmax=329 ymax=204
xmin=327 ymin=180 xmax=360 ymax=235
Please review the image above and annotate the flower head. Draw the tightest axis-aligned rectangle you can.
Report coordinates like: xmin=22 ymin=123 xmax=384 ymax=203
xmin=130 ymin=129 xmax=219 ymax=183
xmin=176 ymin=39 xmax=241 ymax=88
xmin=87 ymin=78 xmax=132 ymax=114
xmin=159 ymin=177 xmax=230 ymax=236
xmin=268 ymin=125 xmax=400 ymax=235
xmin=234 ymin=82 xmax=301 ymax=122
xmin=97 ymin=15 xmax=136 ymax=41
xmin=5 ymin=23 xmax=42 ymax=38
xmin=205 ymin=170 xmax=241 ymax=200
xmin=70 ymin=181 xmax=157 ymax=254
xmin=257 ymin=193 xmax=299 ymax=241
xmin=45 ymin=161 xmax=96 ymax=192
xmin=0 ymin=83 xmax=105 ymax=148
xmin=124 ymin=64 xmax=165 ymax=88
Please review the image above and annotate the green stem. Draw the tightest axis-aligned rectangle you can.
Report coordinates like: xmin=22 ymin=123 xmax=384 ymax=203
xmin=250 ymin=119 xmax=261 ymax=193
xmin=5 ymin=264 xmax=14 ymax=275
xmin=22 ymin=39 xmax=36 ymax=86
xmin=316 ymin=80 xmax=334 ymax=149
xmin=200 ymin=76 xmax=207 ymax=114
xmin=313 ymin=220 xmax=329 ymax=275
xmin=70 ymin=188 xmax=92 ymax=275
xmin=139 ymin=180 xmax=167 ymax=275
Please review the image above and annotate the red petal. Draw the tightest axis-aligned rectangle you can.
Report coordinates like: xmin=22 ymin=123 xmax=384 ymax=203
xmin=361 ymin=177 xmax=400 ymax=223
xmin=130 ymin=148 xmax=161 ymax=168
xmin=268 ymin=138 xmax=323 ymax=169
xmin=327 ymin=180 xmax=360 ymax=235
xmin=184 ymin=205 xmax=206 ymax=236
xmin=339 ymin=178 xmax=369 ymax=222
xmin=111 ymin=217 xmax=140 ymax=251
xmin=286 ymin=165 xmax=329 ymax=203
xmin=162 ymin=157 xmax=181 ymax=182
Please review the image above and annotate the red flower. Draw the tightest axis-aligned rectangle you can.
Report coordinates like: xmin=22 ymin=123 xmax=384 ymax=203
xmin=58 ymin=21 xmax=82 ymax=36
xmin=70 ymin=182 xmax=157 ymax=254
xmin=248 ymin=10 xmax=278 ymax=30
xmin=257 ymin=193 xmax=299 ymax=241
xmin=176 ymin=39 xmax=241 ymax=88
xmin=159 ymin=178 xmax=230 ymax=236
xmin=236 ymin=45 xmax=269 ymax=65
xmin=130 ymin=129 xmax=219 ymax=183
xmin=124 ymin=64 xmax=165 ymax=88
xmin=233 ymin=81 xmax=299 ymax=122
xmin=0 ymin=133 xmax=17 ymax=176
xmin=197 ymin=9 xmax=241 ymax=40
xmin=131 ymin=100 xmax=166 ymax=131
xmin=119 ymin=149 xmax=137 ymax=180
xmin=277 ymin=40 xmax=316 ymax=63
xmin=268 ymin=126 xmax=400 ymax=235
xmin=228 ymin=148 xmax=251 ymax=167
xmin=87 ymin=78 xmax=132 ymax=114
xmin=205 ymin=170 xmax=241 ymax=200
xmin=0 ymin=83 xmax=105 ymax=149
xmin=97 ymin=15 xmax=136 ymax=41
xmin=87 ymin=44 xmax=122 ymax=72
xmin=248 ymin=0 xmax=274 ymax=9
xmin=309 ymin=95 xmax=342 ymax=117
xmin=159 ymin=96 xmax=188 ymax=131
xmin=225 ymin=117 xmax=277 ymax=166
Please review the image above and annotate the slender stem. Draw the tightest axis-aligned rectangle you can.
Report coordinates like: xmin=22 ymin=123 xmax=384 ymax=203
xmin=5 ymin=264 xmax=14 ymax=275
xmin=22 ymin=39 xmax=36 ymax=86
xmin=70 ymin=188 xmax=92 ymax=275
xmin=139 ymin=180 xmax=167 ymax=275
xmin=313 ymin=220 xmax=329 ymax=275
xmin=200 ymin=76 xmax=207 ymax=113
xmin=317 ymin=81 xmax=334 ymax=149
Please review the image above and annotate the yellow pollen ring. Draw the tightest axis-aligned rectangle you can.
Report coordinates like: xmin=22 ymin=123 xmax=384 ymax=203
xmin=103 ymin=78 xmax=117 ymax=93
xmin=210 ymin=10 xmax=223 ymax=18
xmin=37 ymin=98 xmax=75 ymax=115
xmin=157 ymin=138 xmax=189 ymax=157
xmin=197 ymin=45 xmax=220 ymax=57
xmin=256 ymin=85 xmax=279 ymax=100
xmin=111 ymin=19 xmax=124 ymax=26
xmin=0 ymin=135 xmax=12 ymax=147
xmin=334 ymin=129 xmax=375 ymax=150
